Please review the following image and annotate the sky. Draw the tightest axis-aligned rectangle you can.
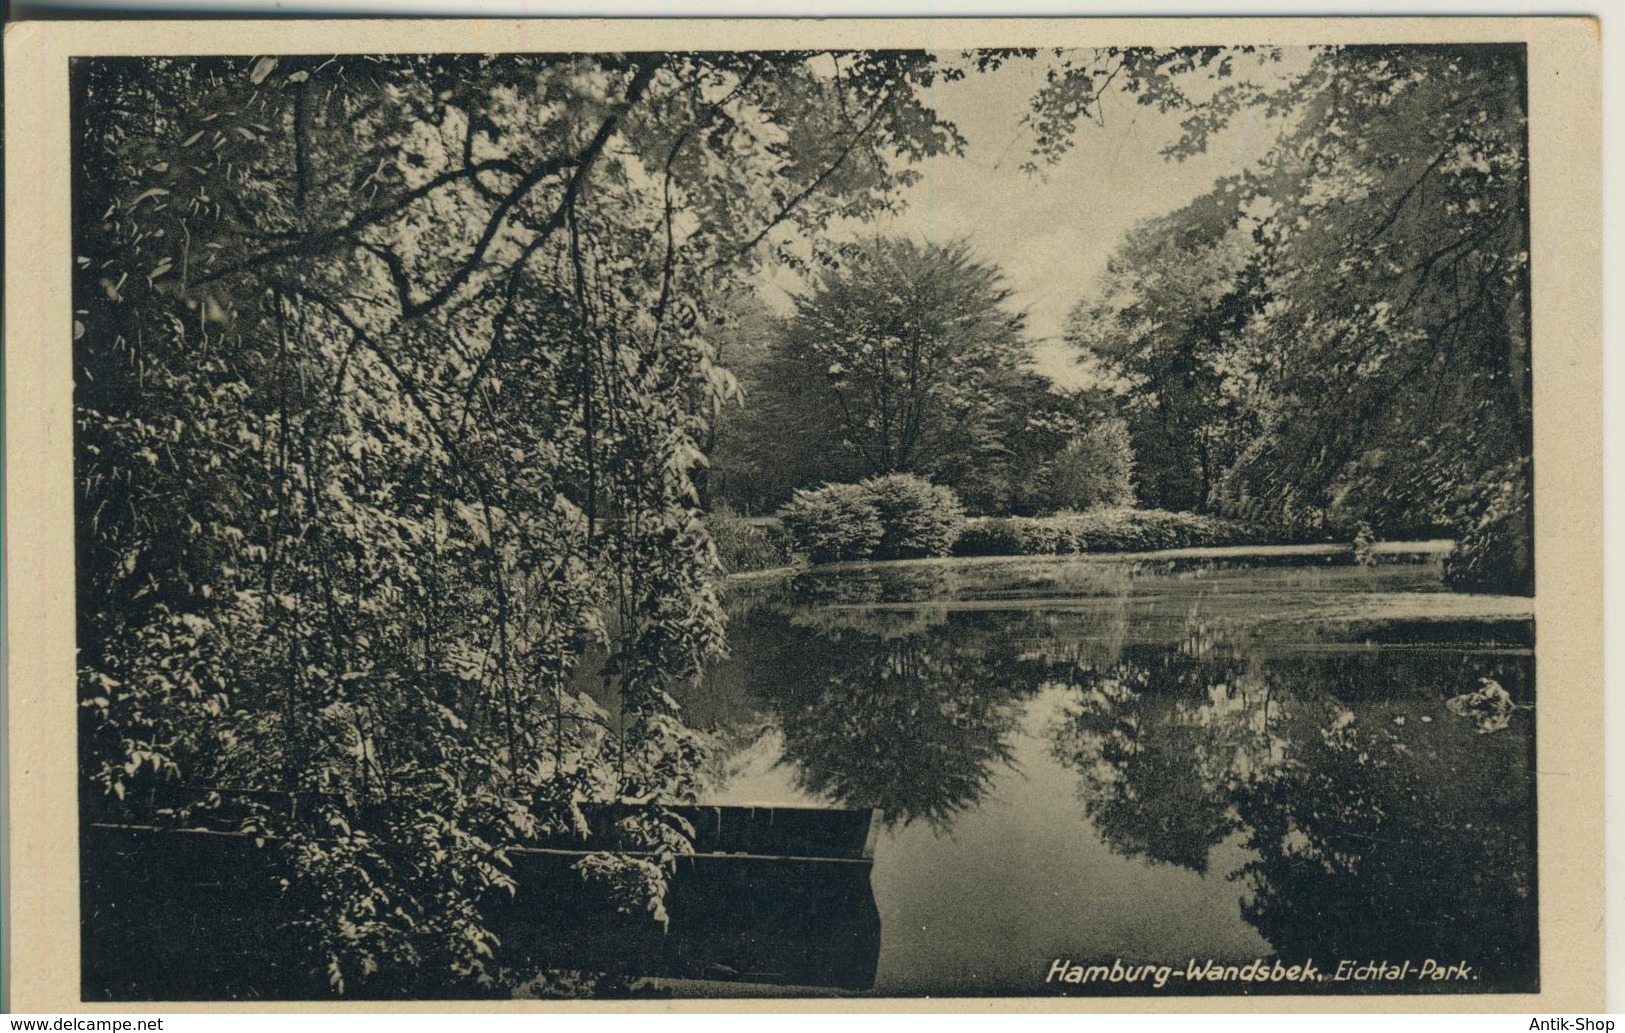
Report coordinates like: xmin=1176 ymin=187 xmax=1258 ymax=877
xmin=761 ymin=53 xmax=1303 ymax=389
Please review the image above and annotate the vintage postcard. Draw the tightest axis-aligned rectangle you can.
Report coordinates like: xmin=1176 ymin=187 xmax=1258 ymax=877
xmin=3 ymin=15 xmax=1604 ymax=1013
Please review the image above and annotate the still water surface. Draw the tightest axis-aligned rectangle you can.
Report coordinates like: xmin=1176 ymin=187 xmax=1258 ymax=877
xmin=675 ymin=554 xmax=1536 ymax=995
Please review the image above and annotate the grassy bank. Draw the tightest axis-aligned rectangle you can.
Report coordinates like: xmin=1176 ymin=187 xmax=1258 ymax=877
xmin=951 ymin=509 xmax=1270 ymax=558
xmin=711 ymin=507 xmax=1317 ymax=573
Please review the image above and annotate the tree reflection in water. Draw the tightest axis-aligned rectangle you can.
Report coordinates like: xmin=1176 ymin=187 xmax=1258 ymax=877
xmin=734 ymin=600 xmax=1049 ymax=829
xmin=1045 ymin=640 xmax=1260 ymax=873
xmin=1233 ymin=674 xmax=1536 ymax=983
xmin=694 ymin=562 xmax=1538 ymax=992
xmin=1048 ymin=618 xmax=1536 ymax=983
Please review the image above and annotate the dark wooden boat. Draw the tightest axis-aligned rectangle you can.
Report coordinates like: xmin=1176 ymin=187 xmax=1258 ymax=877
xmin=81 ymin=793 xmax=883 ymax=1000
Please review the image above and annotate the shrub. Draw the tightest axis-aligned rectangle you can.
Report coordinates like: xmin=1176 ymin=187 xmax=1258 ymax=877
xmin=860 ymin=473 xmax=965 ymax=560
xmin=707 ymin=512 xmax=796 ymax=574
xmin=1044 ymin=420 xmax=1135 ymax=513
xmin=952 ymin=517 xmax=1045 ymax=557
xmin=777 ymin=483 xmax=884 ymax=564
xmin=777 ymin=475 xmax=965 ymax=565
xmin=952 ymin=508 xmax=1263 ymax=557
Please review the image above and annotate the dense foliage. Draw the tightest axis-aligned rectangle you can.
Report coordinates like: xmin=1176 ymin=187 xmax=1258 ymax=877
xmin=776 ymin=482 xmax=885 ymax=565
xmin=73 ymin=50 xmax=966 ymax=994
xmin=711 ymin=237 xmax=1125 ymax=516
xmin=705 ymin=511 xmax=797 ymax=574
xmin=855 ymin=473 xmax=965 ymax=560
xmin=777 ymin=474 xmax=963 ymax=564
xmin=766 ymin=239 xmax=1028 ymax=480
xmin=1043 ymin=418 xmax=1136 ymax=513
xmin=1062 ymin=45 xmax=1532 ymax=592
xmin=73 ymin=40 xmax=1536 ymax=999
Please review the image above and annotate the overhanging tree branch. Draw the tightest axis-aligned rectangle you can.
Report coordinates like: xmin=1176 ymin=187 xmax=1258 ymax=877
xmin=453 ymin=57 xmax=662 ymax=434
xmin=731 ymin=81 xmax=902 ymax=261
xmin=194 ymin=157 xmax=529 ymax=286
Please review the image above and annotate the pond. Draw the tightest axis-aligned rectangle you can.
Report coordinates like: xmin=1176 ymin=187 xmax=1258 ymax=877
xmin=641 ymin=551 xmax=1536 ymax=997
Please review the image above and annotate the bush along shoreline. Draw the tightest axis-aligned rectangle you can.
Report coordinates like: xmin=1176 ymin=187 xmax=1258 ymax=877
xmin=708 ymin=510 xmax=799 ymax=574
xmin=762 ymin=475 xmax=1283 ymax=569
xmin=718 ymin=476 xmax=1495 ymax=587
xmin=778 ymin=474 xmax=965 ymax=565
xmin=743 ymin=479 xmax=1422 ymax=571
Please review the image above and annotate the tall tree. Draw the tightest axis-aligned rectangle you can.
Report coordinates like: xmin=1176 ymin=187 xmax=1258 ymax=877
xmin=1066 ymin=188 xmax=1260 ymax=511
xmin=761 ymin=237 xmax=1032 ymax=489
xmin=1057 ymin=45 xmax=1532 ymax=590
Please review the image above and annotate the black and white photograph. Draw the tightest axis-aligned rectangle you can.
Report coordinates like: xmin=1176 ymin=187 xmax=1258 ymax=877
xmin=7 ymin=16 xmax=1599 ymax=1009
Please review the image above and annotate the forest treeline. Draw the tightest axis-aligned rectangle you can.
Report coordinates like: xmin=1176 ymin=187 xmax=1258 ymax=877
xmin=1073 ymin=44 xmax=1531 ymax=595
xmin=713 ymin=46 xmax=1531 ymax=594
xmin=74 ymin=45 xmax=1529 ymax=995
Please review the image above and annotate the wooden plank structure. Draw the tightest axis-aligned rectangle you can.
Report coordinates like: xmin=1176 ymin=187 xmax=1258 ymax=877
xmin=81 ymin=793 xmax=882 ymax=1000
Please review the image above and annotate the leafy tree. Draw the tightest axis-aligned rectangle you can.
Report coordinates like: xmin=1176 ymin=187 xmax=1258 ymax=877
xmin=73 ymin=50 xmax=966 ymax=994
xmin=1044 ymin=417 xmax=1136 ymax=512
xmin=1059 ymin=45 xmax=1533 ymax=591
xmin=1066 ymin=191 xmax=1259 ymax=511
xmin=762 ymin=237 xmax=1033 ymax=488
xmin=1220 ymin=47 xmax=1529 ymax=581
xmin=947 ymin=377 xmax=1120 ymax=516
xmin=980 ymin=46 xmax=1291 ymax=169
xmin=699 ymin=292 xmax=787 ymax=513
